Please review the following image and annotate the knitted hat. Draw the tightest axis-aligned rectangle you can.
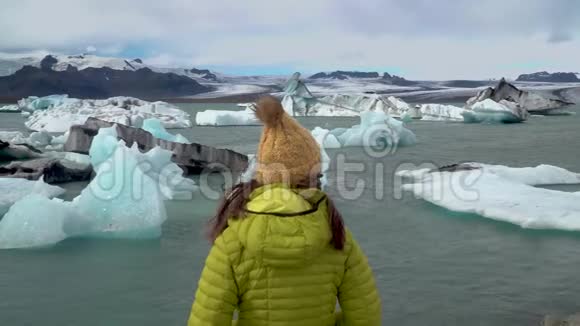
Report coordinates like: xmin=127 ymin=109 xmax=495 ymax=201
xmin=254 ymin=96 xmax=321 ymax=186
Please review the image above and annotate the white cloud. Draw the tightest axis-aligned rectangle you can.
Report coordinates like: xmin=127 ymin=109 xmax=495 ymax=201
xmin=1 ymin=0 xmax=579 ymax=79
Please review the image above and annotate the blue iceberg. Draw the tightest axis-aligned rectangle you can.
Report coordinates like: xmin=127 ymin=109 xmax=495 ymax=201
xmin=0 ymin=195 xmax=75 ymax=249
xmin=0 ymin=178 xmax=65 ymax=217
xmin=313 ymin=111 xmax=416 ymax=150
xmin=0 ymin=125 xmax=197 ymax=249
xmin=142 ymin=118 xmax=190 ymax=143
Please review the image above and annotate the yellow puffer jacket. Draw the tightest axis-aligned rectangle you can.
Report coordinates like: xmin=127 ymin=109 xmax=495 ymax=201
xmin=188 ymin=184 xmax=381 ymax=326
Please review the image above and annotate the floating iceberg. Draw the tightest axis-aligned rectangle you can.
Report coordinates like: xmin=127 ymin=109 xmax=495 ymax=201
xmin=398 ymin=163 xmax=580 ymax=231
xmin=311 ymin=127 xmax=342 ymax=149
xmin=0 ymin=143 xmax=167 ymax=249
xmin=238 ymin=154 xmax=257 ymax=183
xmin=18 ymin=95 xmax=72 ymax=112
xmin=195 ymin=108 xmax=259 ymax=126
xmin=50 ymin=131 xmax=69 ymax=145
xmin=142 ymin=118 xmax=189 ymax=143
xmin=280 ymin=73 xmax=418 ymax=118
xmin=0 ymin=195 xmax=75 ymax=249
xmin=466 ymin=79 xmax=572 ymax=114
xmin=312 ymin=111 xmax=416 ymax=150
xmin=335 ymin=111 xmax=416 ymax=148
xmin=72 ymin=142 xmax=168 ymax=239
xmin=415 ymin=100 xmax=527 ymax=123
xmin=15 ymin=95 xmax=191 ymax=132
xmin=0 ymin=131 xmax=28 ymax=144
xmin=419 ymin=104 xmax=465 ymax=122
xmin=89 ymin=125 xmax=197 ymax=200
xmin=63 ymin=152 xmax=91 ymax=166
xmin=475 ymin=163 xmax=580 ymax=185
xmin=386 ymin=96 xmax=422 ymax=120
xmin=0 ymin=104 xmax=19 ymax=112
xmin=0 ymin=126 xmax=198 ymax=249
xmin=302 ymin=94 xmax=386 ymax=116
xmin=0 ymin=130 xmax=69 ymax=150
xmin=27 ymin=130 xmax=53 ymax=147
xmin=0 ymin=178 xmax=65 ymax=216
xmin=281 ymin=72 xmax=320 ymax=115
xmin=285 ymin=92 xmax=415 ymax=117
xmin=65 ymin=117 xmax=250 ymax=175
xmin=463 ymin=99 xmax=529 ymax=123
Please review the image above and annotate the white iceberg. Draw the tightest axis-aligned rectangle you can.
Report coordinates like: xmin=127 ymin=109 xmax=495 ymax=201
xmin=142 ymin=118 xmax=189 ymax=143
xmin=27 ymin=130 xmax=53 ymax=147
xmin=399 ymin=163 xmax=580 ymax=231
xmin=419 ymin=104 xmax=465 ymax=122
xmin=304 ymin=94 xmax=388 ymax=116
xmin=195 ymin=108 xmax=259 ymax=126
xmin=0 ymin=104 xmax=20 ymax=112
xmin=0 ymin=131 xmax=28 ymax=144
xmin=281 ymin=72 xmax=319 ymax=116
xmin=285 ymin=93 xmax=416 ymax=118
xmin=18 ymin=95 xmax=71 ymax=112
xmin=16 ymin=95 xmax=191 ymax=132
xmin=0 ymin=130 xmax=69 ymax=150
xmin=463 ymin=99 xmax=529 ymax=123
xmin=474 ymin=163 xmax=580 ymax=185
xmin=311 ymin=127 xmax=342 ymax=149
xmin=50 ymin=131 xmax=69 ymax=145
xmin=385 ymin=96 xmax=422 ymax=120
xmin=238 ymin=154 xmax=257 ymax=183
xmin=0 ymin=178 xmax=65 ymax=216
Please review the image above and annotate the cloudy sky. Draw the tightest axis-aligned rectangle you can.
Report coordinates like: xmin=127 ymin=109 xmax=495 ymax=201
xmin=1 ymin=0 xmax=579 ymax=79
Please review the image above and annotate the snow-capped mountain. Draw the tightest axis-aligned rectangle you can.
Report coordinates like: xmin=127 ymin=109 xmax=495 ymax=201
xmin=1 ymin=52 xmax=578 ymax=102
xmin=0 ymin=54 xmax=212 ymax=99
xmin=307 ymin=70 xmax=417 ymax=86
xmin=0 ymin=52 xmax=223 ymax=82
xmin=154 ymin=67 xmax=223 ymax=82
xmin=516 ymin=71 xmax=580 ymax=83
xmin=0 ymin=53 xmax=149 ymax=76
xmin=50 ymin=54 xmax=147 ymax=72
xmin=0 ymin=52 xmax=46 ymax=76
xmin=309 ymin=71 xmax=380 ymax=80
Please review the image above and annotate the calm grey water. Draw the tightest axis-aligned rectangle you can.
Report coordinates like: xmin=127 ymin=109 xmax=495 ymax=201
xmin=1 ymin=103 xmax=580 ymax=326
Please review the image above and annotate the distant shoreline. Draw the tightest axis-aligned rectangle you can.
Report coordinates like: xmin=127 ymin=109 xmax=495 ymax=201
xmin=0 ymin=93 xmax=271 ymax=105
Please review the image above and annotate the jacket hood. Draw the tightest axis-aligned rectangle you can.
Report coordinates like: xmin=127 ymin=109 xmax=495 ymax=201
xmin=227 ymin=184 xmax=331 ymax=268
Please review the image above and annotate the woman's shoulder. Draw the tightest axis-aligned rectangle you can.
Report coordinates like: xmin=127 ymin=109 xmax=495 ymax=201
xmin=342 ymin=227 xmax=358 ymax=253
xmin=213 ymin=227 xmax=243 ymax=261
